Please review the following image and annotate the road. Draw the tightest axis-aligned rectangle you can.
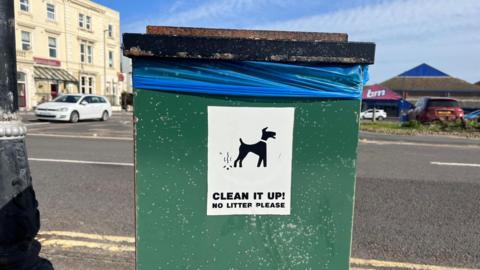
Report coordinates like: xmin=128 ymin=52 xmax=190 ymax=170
xmin=354 ymin=141 xmax=480 ymax=269
xmin=24 ymin=113 xmax=135 ymax=269
xmin=20 ymin=113 xmax=480 ymax=270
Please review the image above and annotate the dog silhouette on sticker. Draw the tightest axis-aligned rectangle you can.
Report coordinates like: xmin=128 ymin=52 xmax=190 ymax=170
xmin=233 ymin=127 xmax=276 ymax=168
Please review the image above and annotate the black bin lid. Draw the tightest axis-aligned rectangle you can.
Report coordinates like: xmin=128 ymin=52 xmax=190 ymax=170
xmin=123 ymin=26 xmax=375 ymax=65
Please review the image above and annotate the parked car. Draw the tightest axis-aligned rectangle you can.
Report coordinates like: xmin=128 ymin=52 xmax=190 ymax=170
xmin=35 ymin=94 xmax=112 ymax=123
xmin=408 ymin=97 xmax=464 ymax=122
xmin=464 ymin=110 xmax=480 ymax=122
xmin=360 ymin=109 xmax=387 ymax=120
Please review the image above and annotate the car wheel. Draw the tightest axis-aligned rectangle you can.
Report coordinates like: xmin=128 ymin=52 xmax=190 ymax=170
xmin=70 ymin=111 xmax=79 ymax=123
xmin=377 ymin=116 xmax=384 ymax=121
xmin=101 ymin=111 xmax=109 ymax=121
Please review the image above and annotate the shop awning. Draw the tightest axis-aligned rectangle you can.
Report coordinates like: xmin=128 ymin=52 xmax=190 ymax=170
xmin=34 ymin=66 xmax=78 ymax=83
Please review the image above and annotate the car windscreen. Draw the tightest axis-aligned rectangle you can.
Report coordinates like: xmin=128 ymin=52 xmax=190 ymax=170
xmin=54 ymin=95 xmax=81 ymax=103
xmin=427 ymin=100 xmax=459 ymax=108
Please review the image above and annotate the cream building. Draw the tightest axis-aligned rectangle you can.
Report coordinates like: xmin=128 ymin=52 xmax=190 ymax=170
xmin=14 ymin=0 xmax=123 ymax=109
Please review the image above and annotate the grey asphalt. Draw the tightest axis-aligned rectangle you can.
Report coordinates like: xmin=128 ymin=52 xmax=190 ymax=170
xmin=354 ymin=143 xmax=480 ymax=268
xmin=27 ymin=136 xmax=132 ymax=163
xmin=23 ymin=113 xmax=135 ymax=270
xmin=23 ymin=111 xmax=133 ymax=138
xmin=32 ymin=173 xmax=133 ymax=265
xmin=22 ymin=113 xmax=480 ymax=269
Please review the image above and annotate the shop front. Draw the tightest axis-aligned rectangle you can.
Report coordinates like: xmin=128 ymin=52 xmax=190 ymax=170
xmin=362 ymin=84 xmax=412 ymax=117
xmin=17 ymin=57 xmax=79 ymax=110
xmin=33 ymin=65 xmax=78 ymax=105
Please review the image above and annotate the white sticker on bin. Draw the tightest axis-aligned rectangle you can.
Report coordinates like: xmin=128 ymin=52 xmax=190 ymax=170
xmin=207 ymin=106 xmax=295 ymax=215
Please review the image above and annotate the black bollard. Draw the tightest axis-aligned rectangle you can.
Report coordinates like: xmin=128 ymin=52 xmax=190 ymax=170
xmin=0 ymin=1 xmax=53 ymax=269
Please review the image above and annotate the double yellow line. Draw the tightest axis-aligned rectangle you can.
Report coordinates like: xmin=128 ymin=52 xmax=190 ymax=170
xmin=350 ymin=258 xmax=480 ymax=270
xmin=37 ymin=231 xmax=480 ymax=270
xmin=37 ymin=230 xmax=135 ymax=253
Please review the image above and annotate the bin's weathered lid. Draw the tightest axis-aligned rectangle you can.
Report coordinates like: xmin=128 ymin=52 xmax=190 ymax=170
xmin=145 ymin=26 xmax=349 ymax=42
xmin=123 ymin=26 xmax=375 ymax=65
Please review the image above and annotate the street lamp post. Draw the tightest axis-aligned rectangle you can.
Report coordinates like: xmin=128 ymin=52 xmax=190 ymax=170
xmin=103 ymin=29 xmax=108 ymax=103
xmin=0 ymin=1 xmax=53 ymax=269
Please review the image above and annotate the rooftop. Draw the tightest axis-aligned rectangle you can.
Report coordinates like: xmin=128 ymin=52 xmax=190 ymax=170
xmin=382 ymin=64 xmax=480 ymax=92
xmin=399 ymin=63 xmax=449 ymax=77
xmin=382 ymin=77 xmax=480 ymax=92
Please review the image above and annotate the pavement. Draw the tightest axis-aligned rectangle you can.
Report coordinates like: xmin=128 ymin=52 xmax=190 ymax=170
xmin=19 ymin=112 xmax=480 ymax=270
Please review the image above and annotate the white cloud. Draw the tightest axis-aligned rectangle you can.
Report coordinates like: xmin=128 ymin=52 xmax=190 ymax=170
xmin=257 ymin=0 xmax=480 ymax=83
xmin=161 ymin=0 xmax=267 ymax=25
xmin=123 ymin=0 xmax=290 ymax=33
xmin=123 ymin=0 xmax=480 ymax=83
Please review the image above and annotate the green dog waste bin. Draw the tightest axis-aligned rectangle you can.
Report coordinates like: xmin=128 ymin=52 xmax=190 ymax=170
xmin=124 ymin=26 xmax=375 ymax=270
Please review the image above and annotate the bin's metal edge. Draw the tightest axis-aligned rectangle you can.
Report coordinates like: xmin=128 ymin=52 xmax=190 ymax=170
xmin=145 ymin=25 xmax=349 ymax=42
xmin=123 ymin=33 xmax=375 ymax=65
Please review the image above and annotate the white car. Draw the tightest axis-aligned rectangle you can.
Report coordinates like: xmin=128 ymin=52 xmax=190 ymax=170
xmin=360 ymin=109 xmax=387 ymax=120
xmin=35 ymin=94 xmax=112 ymax=123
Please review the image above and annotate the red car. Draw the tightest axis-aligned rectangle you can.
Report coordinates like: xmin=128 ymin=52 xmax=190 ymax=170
xmin=409 ymin=97 xmax=464 ymax=122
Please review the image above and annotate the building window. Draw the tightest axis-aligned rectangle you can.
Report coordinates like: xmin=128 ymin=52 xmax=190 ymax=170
xmin=47 ymin=3 xmax=55 ymax=20
xmin=17 ymin=72 xmax=26 ymax=82
xmin=79 ymin=14 xmax=84 ymax=28
xmin=108 ymin=51 xmax=113 ymax=68
xmin=20 ymin=0 xmax=29 ymax=12
xmin=80 ymin=44 xmax=85 ymax=62
xmin=80 ymin=43 xmax=93 ymax=64
xmin=48 ymin=37 xmax=57 ymax=58
xmin=80 ymin=76 xmax=86 ymax=93
xmin=108 ymin=24 xmax=113 ymax=38
xmin=79 ymin=14 xmax=92 ymax=30
xmin=86 ymin=16 xmax=92 ymax=30
xmin=80 ymin=75 xmax=95 ymax=94
xmin=87 ymin=45 xmax=93 ymax=63
xmin=88 ymin=77 xmax=94 ymax=94
xmin=21 ymin=31 xmax=31 ymax=51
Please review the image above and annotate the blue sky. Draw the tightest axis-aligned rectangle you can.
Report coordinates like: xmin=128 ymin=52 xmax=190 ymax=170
xmin=96 ymin=0 xmax=480 ymax=84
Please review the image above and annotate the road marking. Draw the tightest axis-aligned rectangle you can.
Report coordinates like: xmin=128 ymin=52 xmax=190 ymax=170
xmin=24 ymin=122 xmax=50 ymax=127
xmin=39 ymin=239 xmax=135 ymax=253
xmin=34 ymin=231 xmax=480 ymax=269
xmin=431 ymin=161 xmax=480 ymax=168
xmin=39 ymin=231 xmax=135 ymax=243
xmin=28 ymin=133 xmax=133 ymax=141
xmin=29 ymin=157 xmax=133 ymax=167
xmin=37 ymin=230 xmax=135 ymax=253
xmin=351 ymin=258 xmax=480 ymax=270
xmin=360 ymin=139 xmax=480 ymax=149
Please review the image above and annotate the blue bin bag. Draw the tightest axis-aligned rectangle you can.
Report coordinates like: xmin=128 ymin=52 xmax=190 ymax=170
xmin=133 ymin=58 xmax=369 ymax=99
